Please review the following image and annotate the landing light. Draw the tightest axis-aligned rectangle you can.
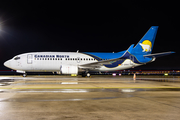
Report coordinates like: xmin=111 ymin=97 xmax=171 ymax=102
xmin=112 ymin=73 xmax=116 ymax=76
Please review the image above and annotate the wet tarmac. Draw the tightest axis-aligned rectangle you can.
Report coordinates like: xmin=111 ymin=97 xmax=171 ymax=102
xmin=0 ymin=75 xmax=180 ymax=120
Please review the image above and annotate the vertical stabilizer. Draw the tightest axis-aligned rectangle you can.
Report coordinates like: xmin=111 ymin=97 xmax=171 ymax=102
xmin=132 ymin=26 xmax=158 ymax=55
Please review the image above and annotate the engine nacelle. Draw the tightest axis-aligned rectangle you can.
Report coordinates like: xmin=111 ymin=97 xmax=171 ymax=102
xmin=60 ymin=65 xmax=78 ymax=74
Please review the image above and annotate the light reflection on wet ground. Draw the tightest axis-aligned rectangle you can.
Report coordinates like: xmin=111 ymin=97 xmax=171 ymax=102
xmin=137 ymin=78 xmax=180 ymax=83
xmin=1 ymin=76 xmax=180 ymax=120
xmin=0 ymin=88 xmax=135 ymax=102
xmin=0 ymin=87 xmax=180 ymax=102
xmin=0 ymin=75 xmax=180 ymax=102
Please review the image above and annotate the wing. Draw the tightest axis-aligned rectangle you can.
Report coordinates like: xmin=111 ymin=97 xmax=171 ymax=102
xmin=79 ymin=44 xmax=134 ymax=69
xmin=79 ymin=58 xmax=124 ymax=69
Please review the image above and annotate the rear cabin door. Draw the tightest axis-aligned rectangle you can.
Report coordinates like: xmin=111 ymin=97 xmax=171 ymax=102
xmin=130 ymin=55 xmax=134 ymax=65
xmin=27 ymin=54 xmax=33 ymax=64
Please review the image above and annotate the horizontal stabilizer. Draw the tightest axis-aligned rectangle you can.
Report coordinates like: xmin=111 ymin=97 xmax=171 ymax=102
xmin=143 ymin=51 xmax=175 ymax=58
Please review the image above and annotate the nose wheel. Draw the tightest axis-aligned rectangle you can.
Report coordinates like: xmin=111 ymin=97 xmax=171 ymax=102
xmin=87 ymin=73 xmax=90 ymax=77
xmin=23 ymin=73 xmax=27 ymax=77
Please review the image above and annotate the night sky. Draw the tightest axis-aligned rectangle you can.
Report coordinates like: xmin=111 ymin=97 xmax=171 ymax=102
xmin=0 ymin=1 xmax=179 ymax=70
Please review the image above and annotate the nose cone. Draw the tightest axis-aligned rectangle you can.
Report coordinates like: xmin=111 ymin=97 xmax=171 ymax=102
xmin=4 ymin=60 xmax=11 ymax=68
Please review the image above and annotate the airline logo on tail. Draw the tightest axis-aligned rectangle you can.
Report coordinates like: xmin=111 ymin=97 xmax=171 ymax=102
xmin=139 ymin=40 xmax=152 ymax=52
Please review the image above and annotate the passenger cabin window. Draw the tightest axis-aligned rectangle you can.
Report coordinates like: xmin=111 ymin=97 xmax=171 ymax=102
xmin=14 ymin=57 xmax=20 ymax=60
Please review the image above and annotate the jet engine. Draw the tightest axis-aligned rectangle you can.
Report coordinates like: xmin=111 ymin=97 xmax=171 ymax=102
xmin=60 ymin=65 xmax=78 ymax=74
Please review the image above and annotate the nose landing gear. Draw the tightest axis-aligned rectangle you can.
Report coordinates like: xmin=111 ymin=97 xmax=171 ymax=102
xmin=23 ymin=73 xmax=27 ymax=77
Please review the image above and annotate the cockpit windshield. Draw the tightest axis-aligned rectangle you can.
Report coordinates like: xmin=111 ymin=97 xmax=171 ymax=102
xmin=14 ymin=57 xmax=21 ymax=60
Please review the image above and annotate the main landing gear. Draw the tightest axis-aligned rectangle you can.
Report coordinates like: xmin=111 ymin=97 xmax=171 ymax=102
xmin=82 ymin=72 xmax=91 ymax=77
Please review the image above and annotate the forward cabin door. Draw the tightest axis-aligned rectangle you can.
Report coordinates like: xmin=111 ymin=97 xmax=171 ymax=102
xmin=27 ymin=54 xmax=33 ymax=64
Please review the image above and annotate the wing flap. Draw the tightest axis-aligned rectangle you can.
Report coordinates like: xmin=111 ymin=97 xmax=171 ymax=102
xmin=79 ymin=58 xmax=123 ymax=68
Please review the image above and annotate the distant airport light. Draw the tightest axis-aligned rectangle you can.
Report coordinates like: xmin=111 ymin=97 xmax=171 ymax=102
xmin=164 ymin=73 xmax=168 ymax=76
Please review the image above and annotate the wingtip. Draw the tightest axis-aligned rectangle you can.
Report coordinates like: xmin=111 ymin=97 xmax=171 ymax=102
xmin=151 ymin=26 xmax=159 ymax=29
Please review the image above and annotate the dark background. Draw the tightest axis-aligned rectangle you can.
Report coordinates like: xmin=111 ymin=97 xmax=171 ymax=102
xmin=0 ymin=0 xmax=179 ymax=70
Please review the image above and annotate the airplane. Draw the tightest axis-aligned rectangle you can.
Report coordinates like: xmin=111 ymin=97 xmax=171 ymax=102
xmin=4 ymin=26 xmax=174 ymax=77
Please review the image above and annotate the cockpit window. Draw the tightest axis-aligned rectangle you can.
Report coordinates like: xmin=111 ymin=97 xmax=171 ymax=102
xmin=14 ymin=57 xmax=20 ymax=60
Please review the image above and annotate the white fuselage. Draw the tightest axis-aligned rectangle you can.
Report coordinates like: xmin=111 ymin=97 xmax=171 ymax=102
xmin=4 ymin=52 xmax=141 ymax=74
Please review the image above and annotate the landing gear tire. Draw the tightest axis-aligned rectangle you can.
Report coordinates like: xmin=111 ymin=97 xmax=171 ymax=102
xmin=23 ymin=73 xmax=27 ymax=77
xmin=87 ymin=73 xmax=91 ymax=77
xmin=82 ymin=73 xmax=86 ymax=77
xmin=82 ymin=72 xmax=91 ymax=77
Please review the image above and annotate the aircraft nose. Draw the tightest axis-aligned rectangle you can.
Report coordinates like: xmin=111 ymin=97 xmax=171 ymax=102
xmin=4 ymin=60 xmax=11 ymax=68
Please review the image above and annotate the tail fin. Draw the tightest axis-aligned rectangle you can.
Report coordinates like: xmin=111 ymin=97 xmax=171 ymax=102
xmin=132 ymin=26 xmax=159 ymax=55
xmin=120 ymin=44 xmax=134 ymax=59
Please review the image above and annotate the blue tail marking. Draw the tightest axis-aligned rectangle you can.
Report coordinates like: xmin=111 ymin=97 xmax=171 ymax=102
xmin=132 ymin=26 xmax=158 ymax=55
xmin=120 ymin=44 xmax=134 ymax=59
